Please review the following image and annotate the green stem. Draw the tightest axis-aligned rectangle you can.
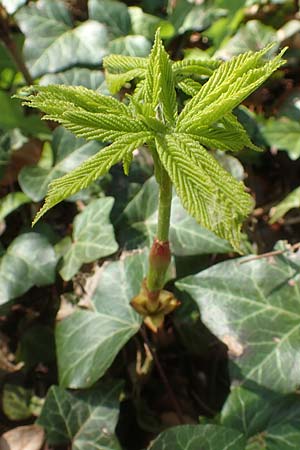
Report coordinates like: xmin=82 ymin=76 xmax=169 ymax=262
xmin=156 ymin=167 xmax=172 ymax=242
xmin=146 ymin=168 xmax=172 ymax=294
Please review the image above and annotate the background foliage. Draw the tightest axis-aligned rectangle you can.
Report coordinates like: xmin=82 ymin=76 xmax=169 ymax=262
xmin=0 ymin=0 xmax=300 ymax=449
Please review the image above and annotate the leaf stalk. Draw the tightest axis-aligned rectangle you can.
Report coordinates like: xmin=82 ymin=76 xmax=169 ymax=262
xmin=147 ymin=166 xmax=172 ymax=292
xmin=131 ymin=169 xmax=179 ymax=332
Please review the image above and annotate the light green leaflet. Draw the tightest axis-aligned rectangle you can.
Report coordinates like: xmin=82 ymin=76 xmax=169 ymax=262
xmin=16 ymin=30 xmax=286 ymax=250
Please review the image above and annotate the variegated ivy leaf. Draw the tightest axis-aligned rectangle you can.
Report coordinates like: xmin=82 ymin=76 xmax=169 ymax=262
xmin=16 ymin=30 xmax=286 ymax=249
xmin=37 ymin=382 xmax=122 ymax=449
xmin=16 ymin=0 xmax=108 ymax=78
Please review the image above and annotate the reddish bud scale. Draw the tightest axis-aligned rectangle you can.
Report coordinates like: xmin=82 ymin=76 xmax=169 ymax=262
xmin=149 ymin=239 xmax=171 ymax=271
xmin=146 ymin=238 xmax=171 ymax=294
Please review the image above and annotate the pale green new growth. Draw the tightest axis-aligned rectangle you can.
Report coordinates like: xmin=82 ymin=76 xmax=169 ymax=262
xmin=16 ymin=30 xmax=286 ymax=250
xmin=33 ymin=133 xmax=152 ymax=224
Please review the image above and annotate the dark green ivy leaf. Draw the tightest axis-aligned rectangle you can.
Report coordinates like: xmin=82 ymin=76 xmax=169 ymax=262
xmin=176 ymin=242 xmax=300 ymax=393
xmin=37 ymin=382 xmax=122 ymax=449
xmin=148 ymin=424 xmax=246 ymax=450
xmin=56 ymin=251 xmax=147 ymax=388
xmin=221 ymin=385 xmax=300 ymax=449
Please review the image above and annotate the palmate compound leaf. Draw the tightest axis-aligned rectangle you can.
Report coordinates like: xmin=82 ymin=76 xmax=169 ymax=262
xmin=143 ymin=29 xmax=177 ymax=124
xmin=103 ymin=54 xmax=148 ymax=93
xmin=103 ymin=50 xmax=220 ymax=94
xmin=16 ymin=35 xmax=286 ymax=250
xmin=16 ymin=84 xmax=154 ymax=223
xmin=118 ymin=176 xmax=231 ymax=255
xmin=18 ymin=84 xmax=132 ymax=130
xmin=18 ymin=126 xmax=102 ymax=202
xmin=176 ymin=45 xmax=286 ymax=131
xmin=189 ymin=112 xmax=261 ymax=153
xmin=155 ymin=134 xmax=253 ymax=251
xmin=32 ymin=133 xmax=152 ymax=224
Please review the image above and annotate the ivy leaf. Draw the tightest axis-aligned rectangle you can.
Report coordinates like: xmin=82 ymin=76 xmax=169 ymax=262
xmin=19 ymin=127 xmax=102 ymax=202
xmin=0 ymin=92 xmax=47 ymax=135
xmin=0 ymin=0 xmax=26 ymax=14
xmin=16 ymin=0 xmax=108 ymax=78
xmin=148 ymin=424 xmax=246 ymax=450
xmin=0 ymin=233 xmax=57 ymax=306
xmin=214 ymin=150 xmax=245 ymax=181
xmin=40 ymin=69 xmax=105 ymax=90
xmin=129 ymin=6 xmax=175 ymax=40
xmin=119 ymin=176 xmax=231 ymax=255
xmin=89 ymin=0 xmax=152 ymax=56
xmin=168 ymin=0 xmax=194 ymax=33
xmin=178 ymin=3 xmax=225 ymax=34
xmin=176 ymin=242 xmax=300 ymax=393
xmin=269 ymin=187 xmax=300 ymax=224
xmin=2 ymin=384 xmax=33 ymax=421
xmin=277 ymin=88 xmax=300 ymax=122
xmin=155 ymin=134 xmax=252 ymax=250
xmin=56 ymin=251 xmax=146 ymax=388
xmin=221 ymin=386 xmax=300 ymax=450
xmin=261 ymin=118 xmax=300 ymax=160
xmin=89 ymin=0 xmax=131 ymax=37
xmin=37 ymin=382 xmax=122 ymax=449
xmin=0 ymin=192 xmax=30 ymax=222
xmin=58 ymin=197 xmax=118 ymax=281
xmin=217 ymin=20 xmax=278 ymax=59
xmin=109 ymin=35 xmax=152 ymax=57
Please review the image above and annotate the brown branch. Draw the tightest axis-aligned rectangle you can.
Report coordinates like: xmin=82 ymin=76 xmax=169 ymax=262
xmin=0 ymin=5 xmax=34 ymax=86
xmin=239 ymin=242 xmax=300 ymax=265
xmin=139 ymin=326 xmax=185 ymax=424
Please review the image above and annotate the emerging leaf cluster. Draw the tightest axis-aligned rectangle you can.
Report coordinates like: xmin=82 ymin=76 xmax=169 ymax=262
xmin=17 ymin=31 xmax=286 ymax=250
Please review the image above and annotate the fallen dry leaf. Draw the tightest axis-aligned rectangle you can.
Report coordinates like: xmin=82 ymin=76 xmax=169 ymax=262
xmin=0 ymin=424 xmax=45 ymax=450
